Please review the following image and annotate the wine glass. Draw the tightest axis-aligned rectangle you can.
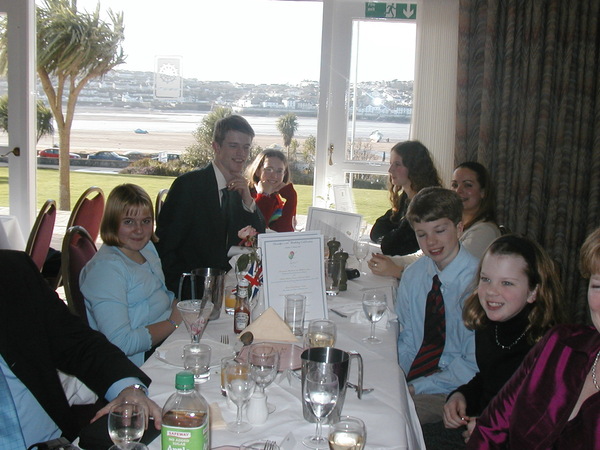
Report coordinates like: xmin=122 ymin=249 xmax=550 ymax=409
xmin=107 ymin=401 xmax=145 ymax=450
xmin=306 ymin=319 xmax=337 ymax=348
xmin=177 ymin=300 xmax=213 ymax=343
xmin=225 ymin=362 xmax=256 ymax=433
xmin=248 ymin=343 xmax=280 ymax=413
xmin=353 ymin=239 xmax=370 ymax=275
xmin=302 ymin=370 xmax=339 ymax=449
xmin=328 ymin=416 xmax=366 ymax=450
xmin=361 ymin=290 xmax=388 ymax=344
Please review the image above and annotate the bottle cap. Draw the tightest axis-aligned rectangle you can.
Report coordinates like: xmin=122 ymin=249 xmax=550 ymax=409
xmin=175 ymin=371 xmax=195 ymax=390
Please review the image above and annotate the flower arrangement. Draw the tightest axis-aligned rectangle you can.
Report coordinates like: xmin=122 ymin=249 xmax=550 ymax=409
xmin=236 ymin=226 xmax=262 ymax=299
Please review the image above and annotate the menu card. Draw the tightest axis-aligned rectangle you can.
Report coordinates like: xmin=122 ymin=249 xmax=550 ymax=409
xmin=258 ymin=231 xmax=328 ymax=321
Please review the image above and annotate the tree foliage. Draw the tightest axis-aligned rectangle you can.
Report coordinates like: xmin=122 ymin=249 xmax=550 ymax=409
xmin=276 ymin=113 xmax=299 ymax=158
xmin=301 ymin=134 xmax=316 ymax=163
xmin=0 ymin=96 xmax=54 ymax=142
xmin=183 ymin=106 xmax=232 ymax=167
xmin=0 ymin=0 xmax=126 ymax=209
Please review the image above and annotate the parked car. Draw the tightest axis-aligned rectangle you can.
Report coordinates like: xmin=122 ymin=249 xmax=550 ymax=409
xmin=38 ymin=147 xmax=81 ymax=159
xmin=88 ymin=151 xmax=129 ymax=161
xmin=152 ymin=152 xmax=180 ymax=163
xmin=134 ymin=128 xmax=149 ymax=134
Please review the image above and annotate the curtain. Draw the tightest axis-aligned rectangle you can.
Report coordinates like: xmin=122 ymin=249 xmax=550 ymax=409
xmin=455 ymin=0 xmax=600 ymax=323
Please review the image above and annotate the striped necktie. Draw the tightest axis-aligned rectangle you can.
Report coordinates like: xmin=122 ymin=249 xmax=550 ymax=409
xmin=0 ymin=367 xmax=26 ymax=448
xmin=406 ymin=275 xmax=446 ymax=382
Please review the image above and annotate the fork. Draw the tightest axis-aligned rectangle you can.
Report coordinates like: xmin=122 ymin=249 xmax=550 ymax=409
xmin=263 ymin=440 xmax=277 ymax=450
xmin=220 ymin=334 xmax=229 ymax=345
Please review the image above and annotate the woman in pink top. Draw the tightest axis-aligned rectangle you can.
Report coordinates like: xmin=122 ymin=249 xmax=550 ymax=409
xmin=467 ymin=227 xmax=600 ymax=449
xmin=246 ymin=149 xmax=297 ymax=232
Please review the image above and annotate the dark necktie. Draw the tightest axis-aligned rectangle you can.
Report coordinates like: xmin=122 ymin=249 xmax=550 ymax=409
xmin=406 ymin=275 xmax=446 ymax=382
xmin=221 ymin=187 xmax=230 ymax=211
xmin=0 ymin=367 xmax=26 ymax=448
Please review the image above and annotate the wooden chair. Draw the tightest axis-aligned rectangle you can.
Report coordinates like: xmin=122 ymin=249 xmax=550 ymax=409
xmin=61 ymin=226 xmax=97 ymax=325
xmin=25 ymin=199 xmax=57 ymax=272
xmin=155 ymin=188 xmax=169 ymax=219
xmin=67 ymin=186 xmax=105 ymax=243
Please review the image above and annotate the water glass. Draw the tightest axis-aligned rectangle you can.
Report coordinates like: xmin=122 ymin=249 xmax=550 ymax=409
xmin=107 ymin=401 xmax=145 ymax=449
xmin=328 ymin=416 xmax=366 ymax=450
xmin=225 ymin=362 xmax=256 ymax=433
xmin=183 ymin=343 xmax=211 ymax=382
xmin=284 ymin=294 xmax=306 ymax=337
xmin=302 ymin=370 xmax=339 ymax=449
xmin=306 ymin=319 xmax=337 ymax=348
xmin=361 ymin=290 xmax=388 ymax=344
xmin=220 ymin=355 xmax=239 ymax=396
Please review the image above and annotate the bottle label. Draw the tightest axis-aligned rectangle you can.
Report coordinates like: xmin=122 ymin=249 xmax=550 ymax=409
xmin=234 ymin=312 xmax=249 ymax=331
xmin=161 ymin=422 xmax=209 ymax=450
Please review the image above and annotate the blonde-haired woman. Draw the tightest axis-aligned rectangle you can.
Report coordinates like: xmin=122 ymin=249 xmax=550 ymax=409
xmin=81 ymin=184 xmax=181 ymax=366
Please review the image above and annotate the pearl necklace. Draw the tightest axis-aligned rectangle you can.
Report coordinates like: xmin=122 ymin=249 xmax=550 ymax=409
xmin=494 ymin=325 xmax=527 ymax=350
xmin=592 ymin=350 xmax=600 ymax=391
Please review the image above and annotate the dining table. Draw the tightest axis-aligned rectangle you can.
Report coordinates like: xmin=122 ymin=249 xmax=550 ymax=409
xmin=0 ymin=214 xmax=26 ymax=251
xmin=141 ymin=268 xmax=425 ymax=449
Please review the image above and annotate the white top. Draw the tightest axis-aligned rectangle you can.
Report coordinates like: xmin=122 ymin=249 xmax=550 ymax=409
xmin=459 ymin=220 xmax=501 ymax=260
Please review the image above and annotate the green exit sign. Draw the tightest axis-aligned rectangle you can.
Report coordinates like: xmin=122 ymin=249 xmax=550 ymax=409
xmin=365 ymin=2 xmax=417 ymax=20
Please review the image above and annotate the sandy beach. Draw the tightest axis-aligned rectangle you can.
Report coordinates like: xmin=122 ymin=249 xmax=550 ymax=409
xmin=33 ymin=107 xmax=399 ymax=158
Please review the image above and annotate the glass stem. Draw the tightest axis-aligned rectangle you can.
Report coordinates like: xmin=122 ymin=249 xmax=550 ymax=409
xmin=315 ymin=418 xmax=322 ymax=439
xmin=370 ymin=321 xmax=376 ymax=339
xmin=236 ymin=403 xmax=243 ymax=425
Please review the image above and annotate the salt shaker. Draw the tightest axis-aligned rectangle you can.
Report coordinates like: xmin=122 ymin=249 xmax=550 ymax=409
xmin=246 ymin=391 xmax=268 ymax=425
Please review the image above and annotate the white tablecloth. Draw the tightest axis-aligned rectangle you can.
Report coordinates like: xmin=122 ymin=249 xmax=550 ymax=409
xmin=142 ymin=271 xmax=425 ymax=449
xmin=0 ymin=215 xmax=26 ymax=251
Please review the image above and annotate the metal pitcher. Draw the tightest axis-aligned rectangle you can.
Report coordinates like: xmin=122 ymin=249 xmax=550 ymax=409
xmin=178 ymin=268 xmax=225 ymax=320
xmin=301 ymin=347 xmax=364 ymax=423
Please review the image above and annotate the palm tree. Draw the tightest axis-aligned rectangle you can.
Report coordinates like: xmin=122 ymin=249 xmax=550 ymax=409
xmin=0 ymin=96 xmax=54 ymax=142
xmin=276 ymin=113 xmax=299 ymax=159
xmin=0 ymin=0 xmax=126 ymax=210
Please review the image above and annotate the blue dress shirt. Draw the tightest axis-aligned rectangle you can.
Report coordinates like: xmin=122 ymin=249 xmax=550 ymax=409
xmin=81 ymin=241 xmax=174 ymax=366
xmin=396 ymin=244 xmax=479 ymax=394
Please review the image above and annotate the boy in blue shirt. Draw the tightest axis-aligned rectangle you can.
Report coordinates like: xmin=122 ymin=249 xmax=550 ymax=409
xmin=396 ymin=187 xmax=478 ymax=424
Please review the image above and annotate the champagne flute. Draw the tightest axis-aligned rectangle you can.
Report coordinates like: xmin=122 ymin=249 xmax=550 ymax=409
xmin=328 ymin=416 xmax=366 ymax=450
xmin=361 ymin=290 xmax=388 ymax=344
xmin=225 ymin=362 xmax=256 ymax=433
xmin=107 ymin=401 xmax=145 ymax=450
xmin=302 ymin=370 xmax=339 ymax=449
xmin=249 ymin=343 xmax=280 ymax=413
xmin=353 ymin=239 xmax=370 ymax=275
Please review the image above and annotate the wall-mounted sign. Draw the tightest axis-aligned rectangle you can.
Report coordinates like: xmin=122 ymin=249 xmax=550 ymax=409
xmin=365 ymin=2 xmax=417 ymax=20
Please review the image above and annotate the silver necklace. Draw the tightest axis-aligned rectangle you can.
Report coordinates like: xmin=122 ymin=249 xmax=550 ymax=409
xmin=494 ymin=325 xmax=527 ymax=350
xmin=592 ymin=350 xmax=600 ymax=391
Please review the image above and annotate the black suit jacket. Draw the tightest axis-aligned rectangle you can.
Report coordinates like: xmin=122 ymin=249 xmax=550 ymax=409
xmin=0 ymin=251 xmax=151 ymax=441
xmin=155 ymin=163 xmax=266 ymax=293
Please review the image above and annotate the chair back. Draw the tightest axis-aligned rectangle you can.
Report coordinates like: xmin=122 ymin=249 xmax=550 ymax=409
xmin=155 ymin=188 xmax=169 ymax=219
xmin=67 ymin=186 xmax=105 ymax=243
xmin=25 ymin=199 xmax=57 ymax=271
xmin=61 ymin=226 xmax=97 ymax=324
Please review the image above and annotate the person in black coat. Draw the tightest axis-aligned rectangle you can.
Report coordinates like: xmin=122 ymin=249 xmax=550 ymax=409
xmin=0 ymin=250 xmax=161 ymax=448
xmin=155 ymin=115 xmax=266 ymax=293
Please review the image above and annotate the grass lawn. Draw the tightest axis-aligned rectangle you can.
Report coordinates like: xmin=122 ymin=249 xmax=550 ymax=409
xmin=0 ymin=167 xmax=389 ymax=225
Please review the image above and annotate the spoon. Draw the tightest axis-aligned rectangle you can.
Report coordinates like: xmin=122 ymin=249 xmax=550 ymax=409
xmin=233 ymin=331 xmax=254 ymax=356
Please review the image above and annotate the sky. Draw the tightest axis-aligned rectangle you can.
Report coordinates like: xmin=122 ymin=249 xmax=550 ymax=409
xmin=71 ymin=0 xmax=416 ymax=84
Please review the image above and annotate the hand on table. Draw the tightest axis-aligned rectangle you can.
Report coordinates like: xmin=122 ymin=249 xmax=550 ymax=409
xmin=368 ymin=253 xmax=404 ymax=278
xmin=91 ymin=385 xmax=162 ymax=430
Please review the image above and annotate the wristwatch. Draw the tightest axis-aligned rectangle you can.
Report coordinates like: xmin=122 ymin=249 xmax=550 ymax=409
xmin=129 ymin=383 xmax=149 ymax=396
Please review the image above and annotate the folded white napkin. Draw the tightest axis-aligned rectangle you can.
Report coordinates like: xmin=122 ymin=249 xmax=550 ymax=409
xmin=209 ymin=402 xmax=227 ymax=430
xmin=331 ymin=303 xmax=397 ymax=329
